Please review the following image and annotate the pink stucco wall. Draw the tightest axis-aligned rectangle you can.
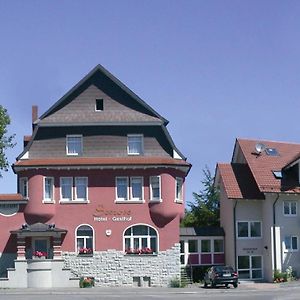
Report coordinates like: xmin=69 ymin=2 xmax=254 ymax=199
xmin=1 ymin=168 xmax=185 ymax=253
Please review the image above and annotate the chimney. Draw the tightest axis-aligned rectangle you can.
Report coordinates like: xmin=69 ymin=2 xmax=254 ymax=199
xmin=32 ymin=105 xmax=38 ymax=131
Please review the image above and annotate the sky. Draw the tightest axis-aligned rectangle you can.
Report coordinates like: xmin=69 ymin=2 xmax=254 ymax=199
xmin=1 ymin=0 xmax=300 ymax=205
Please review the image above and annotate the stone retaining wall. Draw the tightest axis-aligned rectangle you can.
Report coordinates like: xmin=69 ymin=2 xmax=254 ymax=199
xmin=63 ymin=243 xmax=180 ymax=287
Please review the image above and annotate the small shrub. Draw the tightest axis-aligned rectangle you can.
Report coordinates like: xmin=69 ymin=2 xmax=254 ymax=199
xmin=79 ymin=276 xmax=95 ymax=288
xmin=169 ymin=277 xmax=181 ymax=288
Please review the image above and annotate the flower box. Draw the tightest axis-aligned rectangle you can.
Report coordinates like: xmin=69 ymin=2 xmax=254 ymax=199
xmin=79 ymin=276 xmax=95 ymax=288
xmin=33 ymin=251 xmax=47 ymax=259
xmin=78 ymin=248 xmax=93 ymax=255
xmin=125 ymin=248 xmax=154 ymax=255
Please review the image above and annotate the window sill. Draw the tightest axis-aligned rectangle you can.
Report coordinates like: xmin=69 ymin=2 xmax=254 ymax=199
xmin=59 ymin=200 xmax=90 ymax=204
xmin=77 ymin=254 xmax=93 ymax=257
xmin=125 ymin=253 xmax=157 ymax=256
xmin=174 ymin=199 xmax=183 ymax=204
xmin=149 ymin=199 xmax=162 ymax=203
xmin=42 ymin=200 xmax=55 ymax=204
xmin=115 ymin=199 xmax=145 ymax=204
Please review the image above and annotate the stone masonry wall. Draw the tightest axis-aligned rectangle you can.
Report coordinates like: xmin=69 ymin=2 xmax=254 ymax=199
xmin=63 ymin=244 xmax=180 ymax=287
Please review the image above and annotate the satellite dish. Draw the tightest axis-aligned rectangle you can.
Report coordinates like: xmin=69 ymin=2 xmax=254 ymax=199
xmin=255 ymin=143 xmax=266 ymax=154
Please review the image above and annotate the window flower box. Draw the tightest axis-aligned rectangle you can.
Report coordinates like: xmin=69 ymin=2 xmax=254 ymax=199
xmin=78 ymin=248 xmax=93 ymax=256
xmin=125 ymin=248 xmax=154 ymax=255
xmin=33 ymin=251 xmax=47 ymax=259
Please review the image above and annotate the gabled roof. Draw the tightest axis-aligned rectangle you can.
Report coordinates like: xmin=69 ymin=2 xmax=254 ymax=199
xmin=235 ymin=139 xmax=300 ymax=193
xmin=217 ymin=163 xmax=264 ymax=199
xmin=37 ymin=64 xmax=168 ymax=126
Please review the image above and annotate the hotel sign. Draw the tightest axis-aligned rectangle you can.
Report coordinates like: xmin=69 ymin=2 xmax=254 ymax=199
xmin=93 ymin=205 xmax=132 ymax=222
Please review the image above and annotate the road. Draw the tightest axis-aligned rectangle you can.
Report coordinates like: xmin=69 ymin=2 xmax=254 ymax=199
xmin=0 ymin=282 xmax=299 ymax=300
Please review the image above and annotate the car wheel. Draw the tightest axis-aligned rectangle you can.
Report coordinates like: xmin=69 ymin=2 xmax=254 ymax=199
xmin=233 ymin=283 xmax=238 ymax=288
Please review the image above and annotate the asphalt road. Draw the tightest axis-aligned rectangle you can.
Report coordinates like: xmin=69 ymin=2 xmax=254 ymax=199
xmin=0 ymin=282 xmax=299 ymax=300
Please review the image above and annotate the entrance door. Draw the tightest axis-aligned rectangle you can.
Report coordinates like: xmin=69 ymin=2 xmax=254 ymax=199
xmin=237 ymin=255 xmax=263 ymax=280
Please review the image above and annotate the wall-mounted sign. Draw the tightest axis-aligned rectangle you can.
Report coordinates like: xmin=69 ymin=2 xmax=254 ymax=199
xmin=93 ymin=205 xmax=132 ymax=222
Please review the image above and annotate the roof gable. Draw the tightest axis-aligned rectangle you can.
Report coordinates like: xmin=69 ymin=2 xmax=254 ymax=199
xmin=38 ymin=64 xmax=168 ymax=126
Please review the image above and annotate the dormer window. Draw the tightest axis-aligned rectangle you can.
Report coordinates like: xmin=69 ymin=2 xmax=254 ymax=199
xmin=66 ymin=135 xmax=82 ymax=156
xmin=95 ymin=99 xmax=103 ymax=111
xmin=127 ymin=134 xmax=143 ymax=155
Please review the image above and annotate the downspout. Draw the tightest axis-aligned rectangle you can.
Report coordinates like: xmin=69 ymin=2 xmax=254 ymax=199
xmin=233 ymin=200 xmax=238 ymax=271
xmin=272 ymin=193 xmax=280 ymax=272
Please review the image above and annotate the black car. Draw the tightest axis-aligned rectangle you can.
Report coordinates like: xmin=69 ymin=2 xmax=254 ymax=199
xmin=204 ymin=266 xmax=238 ymax=288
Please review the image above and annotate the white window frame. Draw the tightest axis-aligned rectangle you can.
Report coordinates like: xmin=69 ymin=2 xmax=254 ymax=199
xmin=123 ymin=224 xmax=158 ymax=254
xmin=115 ymin=177 xmax=144 ymax=203
xmin=130 ymin=177 xmax=144 ymax=201
xmin=43 ymin=177 xmax=55 ymax=203
xmin=60 ymin=177 xmax=73 ymax=202
xmin=150 ymin=176 xmax=162 ymax=202
xmin=115 ymin=177 xmax=129 ymax=201
xmin=127 ymin=134 xmax=144 ymax=155
xmin=237 ymin=221 xmax=262 ymax=239
xmin=19 ymin=177 xmax=28 ymax=199
xmin=66 ymin=135 xmax=83 ymax=156
xmin=284 ymin=235 xmax=298 ymax=252
xmin=175 ymin=177 xmax=183 ymax=203
xmin=283 ymin=201 xmax=297 ymax=216
xmin=75 ymin=224 xmax=95 ymax=254
xmin=237 ymin=255 xmax=263 ymax=280
xmin=75 ymin=177 xmax=88 ymax=201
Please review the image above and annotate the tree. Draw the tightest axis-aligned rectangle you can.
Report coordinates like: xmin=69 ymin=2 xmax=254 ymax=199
xmin=181 ymin=166 xmax=220 ymax=227
xmin=0 ymin=105 xmax=15 ymax=177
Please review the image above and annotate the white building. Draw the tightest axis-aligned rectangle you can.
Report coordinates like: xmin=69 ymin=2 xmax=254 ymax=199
xmin=215 ymin=138 xmax=300 ymax=282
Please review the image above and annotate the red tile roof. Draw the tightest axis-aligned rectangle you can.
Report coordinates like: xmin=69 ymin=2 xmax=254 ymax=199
xmin=237 ymin=139 xmax=300 ymax=193
xmin=218 ymin=163 xmax=264 ymax=199
xmin=14 ymin=157 xmax=191 ymax=171
xmin=0 ymin=194 xmax=26 ymax=202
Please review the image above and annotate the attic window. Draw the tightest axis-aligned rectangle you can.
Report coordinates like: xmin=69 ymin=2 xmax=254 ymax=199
xmin=272 ymin=171 xmax=282 ymax=179
xmin=95 ymin=99 xmax=103 ymax=111
xmin=266 ymin=148 xmax=279 ymax=156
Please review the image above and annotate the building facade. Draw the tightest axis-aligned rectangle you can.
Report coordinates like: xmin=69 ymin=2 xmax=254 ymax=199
xmin=0 ymin=65 xmax=191 ymax=288
xmin=216 ymin=138 xmax=300 ymax=282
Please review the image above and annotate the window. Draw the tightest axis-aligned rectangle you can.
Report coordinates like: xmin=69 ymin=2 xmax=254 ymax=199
xmin=75 ymin=177 xmax=88 ymax=200
xmin=95 ymin=99 xmax=103 ymax=111
xmin=66 ymin=135 xmax=82 ymax=156
xmin=150 ymin=176 xmax=161 ymax=201
xmin=130 ymin=177 xmax=143 ymax=200
xmin=188 ymin=240 xmax=198 ymax=253
xmin=76 ymin=225 xmax=94 ymax=254
xmin=201 ymin=240 xmax=211 ymax=253
xmin=115 ymin=177 xmax=144 ymax=202
xmin=127 ymin=135 xmax=143 ymax=155
xmin=175 ymin=177 xmax=183 ymax=202
xmin=265 ymin=148 xmax=279 ymax=156
xmin=116 ymin=177 xmax=128 ymax=200
xmin=44 ymin=177 xmax=54 ymax=202
xmin=283 ymin=201 xmax=297 ymax=216
xmin=60 ymin=177 xmax=72 ymax=201
xmin=284 ymin=236 xmax=298 ymax=251
xmin=0 ymin=204 xmax=19 ymax=216
xmin=214 ymin=239 xmax=224 ymax=253
xmin=124 ymin=224 xmax=157 ymax=254
xmin=237 ymin=221 xmax=262 ymax=238
xmin=19 ymin=177 xmax=28 ymax=198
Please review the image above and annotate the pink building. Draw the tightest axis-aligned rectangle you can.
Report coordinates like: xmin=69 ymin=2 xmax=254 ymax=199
xmin=0 ymin=65 xmax=191 ymax=287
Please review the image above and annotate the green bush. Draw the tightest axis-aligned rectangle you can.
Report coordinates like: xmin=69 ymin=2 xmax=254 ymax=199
xmin=169 ymin=277 xmax=181 ymax=288
xmin=79 ymin=276 xmax=95 ymax=288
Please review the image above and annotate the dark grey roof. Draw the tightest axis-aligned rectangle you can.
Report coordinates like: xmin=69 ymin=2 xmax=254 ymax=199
xmin=180 ymin=227 xmax=225 ymax=237
xmin=11 ymin=222 xmax=67 ymax=234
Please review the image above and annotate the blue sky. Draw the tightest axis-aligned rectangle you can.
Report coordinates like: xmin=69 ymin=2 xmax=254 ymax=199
xmin=1 ymin=0 xmax=300 ymax=205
